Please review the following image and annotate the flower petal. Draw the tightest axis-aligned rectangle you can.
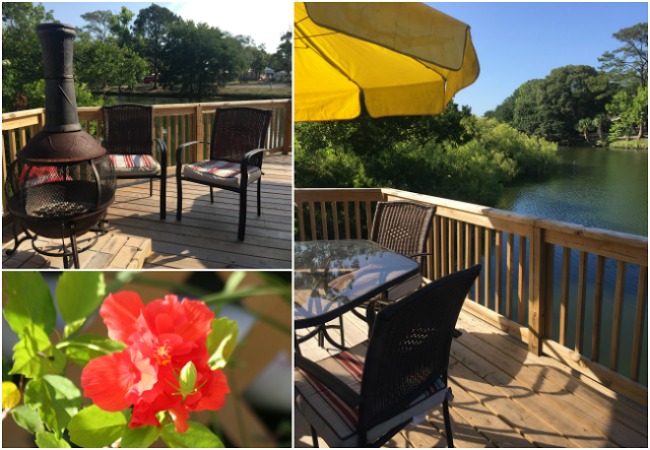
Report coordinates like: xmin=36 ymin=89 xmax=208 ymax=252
xmin=142 ymin=295 xmax=214 ymax=343
xmin=193 ymin=370 xmax=229 ymax=412
xmin=100 ymin=291 xmax=144 ymax=343
xmin=169 ymin=407 xmax=190 ymax=433
xmin=176 ymin=297 xmax=215 ymax=342
xmin=81 ymin=350 xmax=136 ymax=411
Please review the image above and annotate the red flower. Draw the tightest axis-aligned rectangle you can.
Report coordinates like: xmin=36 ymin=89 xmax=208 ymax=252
xmin=81 ymin=292 xmax=229 ymax=432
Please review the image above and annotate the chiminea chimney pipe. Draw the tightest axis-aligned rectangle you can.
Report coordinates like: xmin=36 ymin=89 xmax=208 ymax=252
xmin=19 ymin=23 xmax=106 ymax=164
xmin=38 ymin=23 xmax=82 ymax=133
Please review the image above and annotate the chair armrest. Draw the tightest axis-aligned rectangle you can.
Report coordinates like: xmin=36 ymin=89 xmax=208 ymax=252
xmin=295 ymin=353 xmax=360 ymax=407
xmin=241 ymin=147 xmax=266 ymax=170
xmin=175 ymin=141 xmax=206 ymax=167
xmin=155 ymin=138 xmax=167 ymax=168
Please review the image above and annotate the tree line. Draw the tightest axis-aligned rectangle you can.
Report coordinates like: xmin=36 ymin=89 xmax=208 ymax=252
xmin=295 ymin=23 xmax=648 ymax=207
xmin=486 ymin=23 xmax=647 ymax=145
xmin=2 ymin=3 xmax=292 ymax=111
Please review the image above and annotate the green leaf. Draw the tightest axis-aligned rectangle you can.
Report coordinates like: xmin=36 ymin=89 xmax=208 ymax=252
xmin=3 ymin=272 xmax=56 ymax=335
xmin=161 ymin=421 xmax=224 ymax=448
xmin=24 ymin=375 xmax=82 ymax=438
xmin=62 ymin=334 xmax=126 ymax=367
xmin=206 ymin=318 xmax=239 ymax=370
xmin=11 ymin=405 xmax=45 ymax=434
xmin=223 ymin=271 xmax=246 ymax=293
xmin=68 ymin=405 xmax=127 ymax=448
xmin=121 ymin=423 xmax=162 ymax=448
xmin=63 ymin=318 xmax=86 ymax=338
xmin=56 ymin=272 xmax=106 ymax=324
xmin=9 ymin=324 xmax=66 ymax=378
xmin=35 ymin=431 xmax=71 ymax=448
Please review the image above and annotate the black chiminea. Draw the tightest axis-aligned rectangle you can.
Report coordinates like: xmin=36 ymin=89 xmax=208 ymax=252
xmin=4 ymin=23 xmax=116 ymax=268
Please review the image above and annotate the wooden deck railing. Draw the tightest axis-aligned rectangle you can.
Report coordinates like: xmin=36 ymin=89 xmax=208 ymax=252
xmin=2 ymin=99 xmax=292 ymax=213
xmin=295 ymin=187 xmax=648 ymax=405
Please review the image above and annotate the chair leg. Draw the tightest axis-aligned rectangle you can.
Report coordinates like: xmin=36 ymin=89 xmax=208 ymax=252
xmin=443 ymin=396 xmax=454 ymax=448
xmin=176 ymin=174 xmax=182 ymax=221
xmin=160 ymin=176 xmax=166 ymax=220
xmin=238 ymin=189 xmax=247 ymax=241
xmin=257 ymin=179 xmax=261 ymax=216
xmin=210 ymin=187 xmax=214 ymax=204
xmin=310 ymin=425 xmax=319 ymax=448
xmin=149 ymin=178 xmax=153 ymax=197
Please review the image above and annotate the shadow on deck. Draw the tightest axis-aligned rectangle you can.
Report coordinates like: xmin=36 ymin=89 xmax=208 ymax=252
xmin=2 ymin=153 xmax=292 ymax=269
xmin=295 ymin=307 xmax=648 ymax=448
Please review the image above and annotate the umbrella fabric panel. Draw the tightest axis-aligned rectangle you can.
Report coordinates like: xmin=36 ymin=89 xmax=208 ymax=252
xmin=306 ymin=2 xmax=470 ymax=70
xmin=295 ymin=2 xmax=480 ymax=121
xmin=295 ymin=14 xmax=361 ymax=121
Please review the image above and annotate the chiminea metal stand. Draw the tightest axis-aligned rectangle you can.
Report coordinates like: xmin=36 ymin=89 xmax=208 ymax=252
xmin=6 ymin=219 xmax=109 ymax=269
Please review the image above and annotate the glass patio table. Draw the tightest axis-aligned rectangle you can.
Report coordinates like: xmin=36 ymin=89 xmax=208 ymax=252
xmin=294 ymin=240 xmax=421 ymax=347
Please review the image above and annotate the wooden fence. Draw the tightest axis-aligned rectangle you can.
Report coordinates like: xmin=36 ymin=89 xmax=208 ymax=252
xmin=2 ymin=99 xmax=291 ymax=212
xmin=295 ymin=187 xmax=648 ymax=405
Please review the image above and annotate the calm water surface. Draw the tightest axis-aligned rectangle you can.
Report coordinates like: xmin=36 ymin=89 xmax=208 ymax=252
xmin=492 ymin=147 xmax=647 ymax=384
xmin=497 ymin=147 xmax=648 ymax=236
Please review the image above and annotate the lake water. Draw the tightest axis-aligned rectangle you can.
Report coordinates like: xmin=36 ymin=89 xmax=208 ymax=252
xmin=497 ymin=147 xmax=648 ymax=236
xmin=492 ymin=147 xmax=647 ymax=384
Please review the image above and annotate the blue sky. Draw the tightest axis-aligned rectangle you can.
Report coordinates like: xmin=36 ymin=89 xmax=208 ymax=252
xmin=39 ymin=2 xmax=292 ymax=52
xmin=430 ymin=2 xmax=649 ymax=116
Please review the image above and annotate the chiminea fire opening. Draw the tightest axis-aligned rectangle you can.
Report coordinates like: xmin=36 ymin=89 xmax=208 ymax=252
xmin=4 ymin=23 xmax=116 ymax=268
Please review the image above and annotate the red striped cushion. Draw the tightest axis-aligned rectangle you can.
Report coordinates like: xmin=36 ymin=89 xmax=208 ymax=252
xmin=183 ymin=160 xmax=261 ymax=188
xmin=187 ymin=160 xmax=241 ymax=178
xmin=109 ymin=154 xmax=160 ymax=175
xmin=295 ymin=341 xmax=449 ymax=447
xmin=20 ymin=166 xmax=71 ymax=188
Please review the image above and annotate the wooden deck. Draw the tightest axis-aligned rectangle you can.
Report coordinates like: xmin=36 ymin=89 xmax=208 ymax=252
xmin=2 ymin=228 xmax=151 ymax=269
xmin=295 ymin=306 xmax=648 ymax=448
xmin=2 ymin=153 xmax=292 ymax=269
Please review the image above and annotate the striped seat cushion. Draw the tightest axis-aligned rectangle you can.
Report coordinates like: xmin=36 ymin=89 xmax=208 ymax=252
xmin=20 ymin=166 xmax=71 ymax=188
xmin=295 ymin=341 xmax=450 ymax=447
xmin=109 ymin=154 xmax=160 ymax=175
xmin=183 ymin=160 xmax=261 ymax=188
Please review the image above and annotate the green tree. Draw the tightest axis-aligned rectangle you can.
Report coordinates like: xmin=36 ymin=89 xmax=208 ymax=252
xmin=114 ymin=47 xmax=149 ymax=93
xmin=133 ymin=4 xmax=180 ymax=88
xmin=509 ymin=66 xmax=612 ymax=143
xmin=599 ymin=22 xmax=648 ymax=89
xmin=2 ymin=2 xmax=54 ymax=111
xmin=269 ymin=31 xmax=292 ymax=74
xmin=80 ymin=10 xmax=113 ymax=42
xmin=241 ymin=45 xmax=269 ymax=81
xmin=109 ymin=6 xmax=135 ymax=49
xmin=163 ymin=21 xmax=243 ymax=100
xmin=576 ymin=118 xmax=594 ymax=144
xmin=607 ymin=85 xmax=648 ymax=141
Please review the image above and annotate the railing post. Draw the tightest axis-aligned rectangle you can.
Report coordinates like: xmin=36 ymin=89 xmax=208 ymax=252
xmin=194 ymin=104 xmax=204 ymax=162
xmin=529 ymin=224 xmax=549 ymax=355
xmin=283 ymin=99 xmax=292 ymax=155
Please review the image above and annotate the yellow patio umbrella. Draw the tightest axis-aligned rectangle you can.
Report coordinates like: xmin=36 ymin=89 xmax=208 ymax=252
xmin=294 ymin=2 xmax=480 ymax=121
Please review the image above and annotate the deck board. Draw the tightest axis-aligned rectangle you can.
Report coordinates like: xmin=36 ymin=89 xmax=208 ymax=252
xmin=2 ymin=153 xmax=292 ymax=269
xmin=295 ymin=305 xmax=648 ymax=448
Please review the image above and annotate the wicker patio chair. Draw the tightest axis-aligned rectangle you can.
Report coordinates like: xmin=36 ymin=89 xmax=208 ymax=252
xmin=295 ymin=264 xmax=481 ymax=448
xmin=102 ymin=104 xmax=167 ymax=219
xmin=347 ymin=201 xmax=437 ymax=333
xmin=175 ymin=107 xmax=272 ymax=241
